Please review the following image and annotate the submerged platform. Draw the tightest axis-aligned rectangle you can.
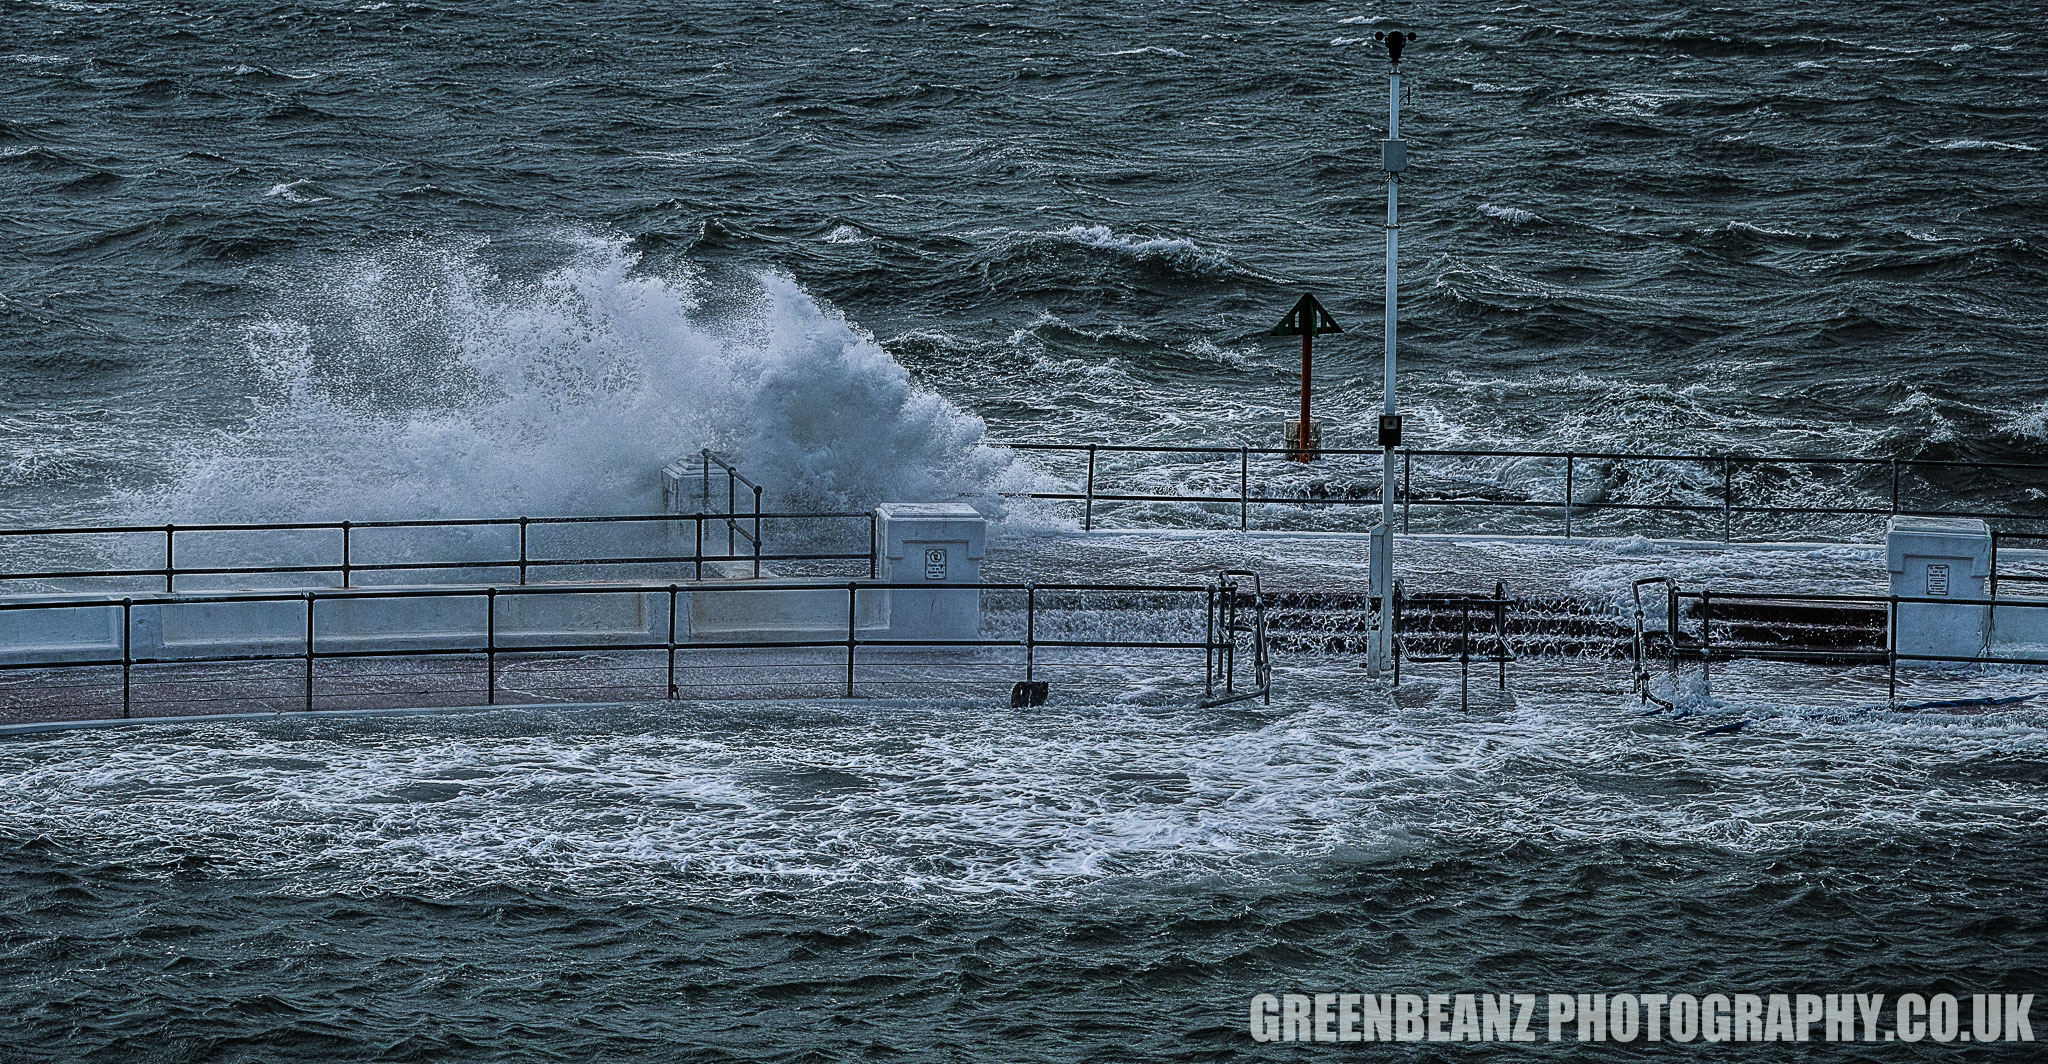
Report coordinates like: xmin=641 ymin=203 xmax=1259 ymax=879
xmin=0 ymin=502 xmax=1270 ymax=727
xmin=5 ymin=443 xmax=2048 ymax=729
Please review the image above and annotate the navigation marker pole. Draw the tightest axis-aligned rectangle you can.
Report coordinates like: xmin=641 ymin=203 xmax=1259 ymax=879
xmin=1270 ymin=293 xmax=1343 ymax=462
xmin=1370 ymin=29 xmax=1414 ymax=678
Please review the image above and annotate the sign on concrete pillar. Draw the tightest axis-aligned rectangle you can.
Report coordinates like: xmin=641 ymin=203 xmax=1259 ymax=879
xmin=875 ymin=503 xmax=985 ymax=641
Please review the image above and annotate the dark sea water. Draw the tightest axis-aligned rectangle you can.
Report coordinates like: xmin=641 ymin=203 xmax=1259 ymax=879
xmin=4 ymin=1 xmax=2048 ymax=1060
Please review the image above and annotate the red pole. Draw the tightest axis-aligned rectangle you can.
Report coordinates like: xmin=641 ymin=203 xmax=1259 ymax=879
xmin=1297 ymin=331 xmax=1313 ymax=462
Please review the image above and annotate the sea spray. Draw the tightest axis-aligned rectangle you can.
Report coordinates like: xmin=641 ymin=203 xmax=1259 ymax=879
xmin=121 ymin=232 xmax=1029 ymax=524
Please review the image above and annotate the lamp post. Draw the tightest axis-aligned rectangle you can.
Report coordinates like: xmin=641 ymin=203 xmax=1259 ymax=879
xmin=1370 ymin=29 xmax=1414 ymax=677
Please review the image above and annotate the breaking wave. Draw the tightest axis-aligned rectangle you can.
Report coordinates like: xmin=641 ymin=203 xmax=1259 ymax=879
xmin=123 ymin=232 xmax=1022 ymax=522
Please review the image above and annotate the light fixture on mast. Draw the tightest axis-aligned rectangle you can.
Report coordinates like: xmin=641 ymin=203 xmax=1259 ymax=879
xmin=1368 ymin=28 xmax=1414 ymax=677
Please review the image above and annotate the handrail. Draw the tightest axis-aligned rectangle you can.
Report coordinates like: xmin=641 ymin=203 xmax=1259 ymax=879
xmin=0 ymin=510 xmax=862 ymax=539
xmin=0 ymin=574 xmax=1266 ymax=722
xmin=1393 ymin=580 xmax=1514 ymax=710
xmin=695 ymin=449 xmax=765 ymax=572
xmin=0 ymin=510 xmax=876 ymax=591
xmin=1005 ymin=441 xmax=2048 ymax=540
xmin=1198 ymin=569 xmax=1270 ymax=708
xmin=0 ymin=577 xmax=1220 ymax=612
xmin=1991 ymin=531 xmax=2048 ymax=598
xmin=1630 ymin=577 xmax=1678 ymax=710
xmin=1009 ymin=440 xmax=2048 ymax=472
xmin=1625 ymin=581 xmax=2048 ymax=711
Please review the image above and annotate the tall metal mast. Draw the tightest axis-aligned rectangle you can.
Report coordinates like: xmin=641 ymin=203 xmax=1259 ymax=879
xmin=1370 ymin=30 xmax=1413 ymax=676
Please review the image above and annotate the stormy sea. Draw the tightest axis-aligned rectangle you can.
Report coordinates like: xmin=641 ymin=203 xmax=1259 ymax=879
xmin=2 ymin=0 xmax=2045 ymax=1059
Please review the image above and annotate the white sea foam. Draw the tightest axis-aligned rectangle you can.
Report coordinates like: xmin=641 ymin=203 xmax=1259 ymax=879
xmin=1478 ymin=203 xmax=1542 ymax=225
xmin=823 ymin=223 xmax=869 ymax=244
xmin=264 ymin=179 xmax=330 ymax=204
xmin=1936 ymin=139 xmax=2038 ymax=152
xmin=1105 ymin=46 xmax=1187 ymax=58
xmin=1723 ymin=219 xmax=1828 ymax=240
xmin=233 ymin=64 xmax=319 ymax=79
xmin=1042 ymin=224 xmax=1227 ymax=272
xmin=0 ymin=684 xmax=2038 ymax=904
xmin=121 ymin=232 xmax=1025 ymax=523
xmin=2003 ymin=402 xmax=2048 ymax=441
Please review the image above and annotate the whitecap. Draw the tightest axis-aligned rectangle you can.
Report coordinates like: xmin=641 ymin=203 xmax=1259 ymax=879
xmin=264 ymin=179 xmax=331 ymax=204
xmin=1936 ymin=138 xmax=2038 ymax=152
xmin=1478 ymin=203 xmax=1542 ymax=225
xmin=1044 ymin=224 xmax=1217 ymax=264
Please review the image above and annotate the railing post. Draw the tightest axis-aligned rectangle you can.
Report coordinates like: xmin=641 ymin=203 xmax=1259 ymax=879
xmin=1991 ymin=533 xmax=2001 ymax=600
xmin=164 ymin=523 xmax=175 ymax=593
xmin=303 ymin=592 xmax=315 ymax=712
xmin=845 ymin=582 xmax=858 ymax=698
xmin=340 ymin=521 xmax=352 ymax=589
xmin=701 ymin=448 xmax=711 ymax=509
xmin=1459 ymin=603 xmax=1471 ymax=712
xmin=1632 ymin=596 xmax=1647 ymax=703
xmin=694 ymin=515 xmax=704 ymax=580
xmin=667 ymin=585 xmax=679 ymax=700
xmin=1721 ymin=456 xmax=1733 ymax=542
xmin=121 ymin=598 xmax=132 ymax=718
xmin=1668 ymin=582 xmax=1680 ymax=691
xmin=1495 ymin=582 xmax=1507 ymax=690
xmin=1027 ymin=584 xmax=1038 ymax=686
xmin=727 ymin=470 xmax=737 ymax=554
xmin=1239 ymin=446 xmax=1249 ymax=530
xmin=1392 ymin=581 xmax=1403 ymax=686
xmin=1203 ymin=583 xmax=1214 ymax=697
xmin=1564 ymin=454 xmax=1575 ymax=539
xmin=1084 ymin=444 xmax=1097 ymax=532
xmin=753 ymin=485 xmax=763 ymax=578
xmin=1221 ymin=579 xmax=1236 ymax=694
xmin=1402 ymin=451 xmax=1412 ymax=534
xmin=1890 ymin=459 xmax=1901 ymax=516
xmin=517 ymin=517 xmax=529 ymax=585
xmin=486 ymin=588 xmax=497 ymax=705
xmin=869 ymin=513 xmax=879 ymax=579
xmin=1887 ymin=595 xmax=1898 ymax=704
xmin=1701 ymin=590 xmax=1711 ymax=688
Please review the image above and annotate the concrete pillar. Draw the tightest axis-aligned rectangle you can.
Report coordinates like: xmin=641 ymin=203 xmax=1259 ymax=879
xmin=1887 ymin=515 xmax=1991 ymax=667
xmin=875 ymin=503 xmax=984 ymax=641
xmin=1368 ymin=522 xmax=1393 ymax=675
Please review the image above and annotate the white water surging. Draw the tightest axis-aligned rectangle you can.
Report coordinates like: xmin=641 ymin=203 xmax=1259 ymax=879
xmin=127 ymin=232 xmax=1020 ymax=524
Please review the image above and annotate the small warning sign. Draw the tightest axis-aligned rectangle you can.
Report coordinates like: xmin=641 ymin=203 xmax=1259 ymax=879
xmin=924 ymin=547 xmax=947 ymax=581
xmin=1926 ymin=563 xmax=1950 ymax=596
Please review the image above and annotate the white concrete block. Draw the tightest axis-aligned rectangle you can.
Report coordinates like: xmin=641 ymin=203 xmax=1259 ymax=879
xmin=689 ymin=581 xmax=888 ymax=640
xmin=875 ymin=503 xmax=984 ymax=642
xmin=0 ymin=599 xmax=124 ymax=665
xmin=1887 ymin=515 xmax=1990 ymax=666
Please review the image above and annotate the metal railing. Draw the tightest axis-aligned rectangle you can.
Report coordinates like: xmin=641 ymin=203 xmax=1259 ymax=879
xmin=1204 ymin=570 xmax=1272 ymax=708
xmin=1391 ymin=579 xmax=1514 ymax=710
xmin=1628 ymin=579 xmax=2048 ymax=710
xmin=1992 ymin=532 xmax=2048 ymax=599
xmin=0 ymin=511 xmax=879 ymax=593
xmin=1008 ymin=442 xmax=2048 ymax=541
xmin=0 ymin=574 xmax=1269 ymax=723
xmin=686 ymin=449 xmax=764 ymax=568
